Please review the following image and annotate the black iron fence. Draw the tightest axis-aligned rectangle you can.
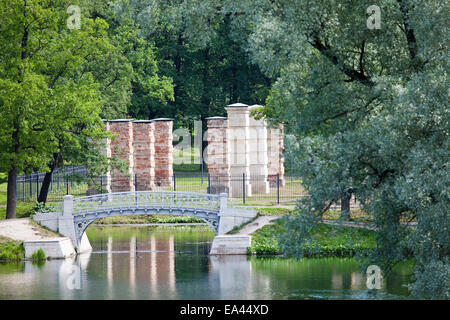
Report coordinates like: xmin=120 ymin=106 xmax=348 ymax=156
xmin=16 ymin=169 xmax=360 ymax=208
xmin=16 ymin=166 xmax=87 ymax=202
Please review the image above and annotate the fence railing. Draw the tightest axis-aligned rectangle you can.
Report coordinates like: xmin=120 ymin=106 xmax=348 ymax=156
xmin=72 ymin=191 xmax=221 ymax=215
xmin=16 ymin=169 xmax=360 ymax=208
xmin=16 ymin=166 xmax=87 ymax=202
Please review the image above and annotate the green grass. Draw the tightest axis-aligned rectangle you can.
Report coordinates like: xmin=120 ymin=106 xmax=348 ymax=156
xmin=94 ymin=214 xmax=204 ymax=225
xmin=248 ymin=221 xmax=377 ymax=257
xmin=256 ymin=207 xmax=293 ymax=216
xmin=0 ymin=236 xmax=25 ymax=261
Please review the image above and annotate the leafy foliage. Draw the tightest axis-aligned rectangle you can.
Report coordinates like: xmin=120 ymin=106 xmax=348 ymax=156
xmin=31 ymin=248 xmax=46 ymax=261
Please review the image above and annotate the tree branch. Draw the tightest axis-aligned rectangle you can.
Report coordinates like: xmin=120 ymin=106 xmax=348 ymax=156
xmin=308 ymin=34 xmax=375 ymax=87
xmin=397 ymin=0 xmax=420 ymax=64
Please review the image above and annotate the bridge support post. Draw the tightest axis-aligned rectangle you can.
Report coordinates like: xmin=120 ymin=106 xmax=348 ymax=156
xmin=217 ymin=193 xmax=256 ymax=235
xmin=58 ymin=195 xmax=91 ymax=253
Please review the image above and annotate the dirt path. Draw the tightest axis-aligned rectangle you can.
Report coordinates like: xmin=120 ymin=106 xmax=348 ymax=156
xmin=236 ymin=215 xmax=279 ymax=235
xmin=0 ymin=218 xmax=61 ymax=241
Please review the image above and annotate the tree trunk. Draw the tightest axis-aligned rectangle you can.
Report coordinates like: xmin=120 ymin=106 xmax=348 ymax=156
xmin=37 ymin=171 xmax=53 ymax=203
xmin=340 ymin=192 xmax=351 ymax=221
xmin=6 ymin=166 xmax=17 ymax=219
xmin=38 ymin=154 xmax=59 ymax=203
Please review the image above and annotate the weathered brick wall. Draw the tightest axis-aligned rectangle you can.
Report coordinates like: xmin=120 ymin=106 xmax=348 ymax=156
xmin=153 ymin=119 xmax=173 ymax=187
xmin=109 ymin=120 xmax=134 ymax=192
xmin=206 ymin=117 xmax=230 ymax=194
xmin=132 ymin=120 xmax=155 ymax=191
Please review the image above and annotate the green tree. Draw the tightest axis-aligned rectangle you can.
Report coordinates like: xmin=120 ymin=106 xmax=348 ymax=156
xmin=0 ymin=0 xmax=111 ymax=217
xmin=36 ymin=0 xmax=174 ymax=203
xmin=237 ymin=0 xmax=448 ymax=298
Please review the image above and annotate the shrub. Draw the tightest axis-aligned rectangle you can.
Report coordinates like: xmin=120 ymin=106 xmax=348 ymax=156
xmin=31 ymin=248 xmax=46 ymax=261
xmin=31 ymin=202 xmax=55 ymax=215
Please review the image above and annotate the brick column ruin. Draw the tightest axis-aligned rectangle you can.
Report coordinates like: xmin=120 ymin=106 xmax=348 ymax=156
xmin=248 ymin=105 xmax=270 ymax=194
xmin=225 ymin=103 xmax=252 ymax=197
xmin=153 ymin=119 xmax=173 ymax=188
xmin=132 ymin=120 xmax=155 ymax=191
xmin=206 ymin=117 xmax=230 ymax=195
xmin=109 ymin=119 xmax=134 ymax=192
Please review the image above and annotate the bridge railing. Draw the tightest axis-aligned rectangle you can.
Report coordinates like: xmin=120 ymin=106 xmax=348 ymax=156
xmin=71 ymin=191 xmax=221 ymax=215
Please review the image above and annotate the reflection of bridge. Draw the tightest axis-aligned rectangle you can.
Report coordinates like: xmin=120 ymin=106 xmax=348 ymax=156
xmin=34 ymin=191 xmax=256 ymax=253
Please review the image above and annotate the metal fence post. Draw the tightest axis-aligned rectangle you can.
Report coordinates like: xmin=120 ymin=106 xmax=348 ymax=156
xmin=135 ymin=174 xmax=137 ymax=192
xmin=100 ymin=175 xmax=103 ymax=194
xmin=29 ymin=175 xmax=32 ymax=199
xmin=243 ymin=173 xmax=246 ymax=204
xmin=173 ymin=173 xmax=176 ymax=192
xmin=36 ymin=174 xmax=39 ymax=201
xmin=66 ymin=175 xmax=69 ymax=195
xmin=207 ymin=173 xmax=211 ymax=194
xmin=277 ymin=173 xmax=280 ymax=204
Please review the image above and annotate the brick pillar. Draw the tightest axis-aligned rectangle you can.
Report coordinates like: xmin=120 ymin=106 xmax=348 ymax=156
xmin=153 ymin=118 xmax=173 ymax=187
xmin=248 ymin=105 xmax=269 ymax=194
xmin=206 ymin=117 xmax=230 ymax=195
xmin=225 ymin=103 xmax=252 ymax=197
xmin=87 ymin=120 xmax=111 ymax=195
xmin=132 ymin=120 xmax=155 ymax=191
xmin=109 ymin=119 xmax=134 ymax=192
xmin=267 ymin=124 xmax=285 ymax=187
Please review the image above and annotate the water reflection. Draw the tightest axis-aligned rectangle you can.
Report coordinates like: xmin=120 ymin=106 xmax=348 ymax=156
xmin=0 ymin=226 xmax=411 ymax=300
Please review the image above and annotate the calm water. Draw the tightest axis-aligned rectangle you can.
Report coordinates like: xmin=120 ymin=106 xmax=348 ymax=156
xmin=0 ymin=225 xmax=412 ymax=299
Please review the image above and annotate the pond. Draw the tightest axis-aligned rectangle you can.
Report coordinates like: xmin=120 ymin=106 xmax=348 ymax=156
xmin=0 ymin=225 xmax=412 ymax=299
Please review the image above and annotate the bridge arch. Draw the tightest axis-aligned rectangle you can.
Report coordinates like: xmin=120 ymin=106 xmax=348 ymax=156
xmin=71 ymin=191 xmax=222 ymax=246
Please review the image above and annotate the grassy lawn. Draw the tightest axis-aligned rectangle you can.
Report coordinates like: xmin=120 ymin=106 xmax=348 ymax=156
xmin=0 ymin=183 xmax=36 ymax=220
xmin=248 ymin=220 xmax=377 ymax=257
